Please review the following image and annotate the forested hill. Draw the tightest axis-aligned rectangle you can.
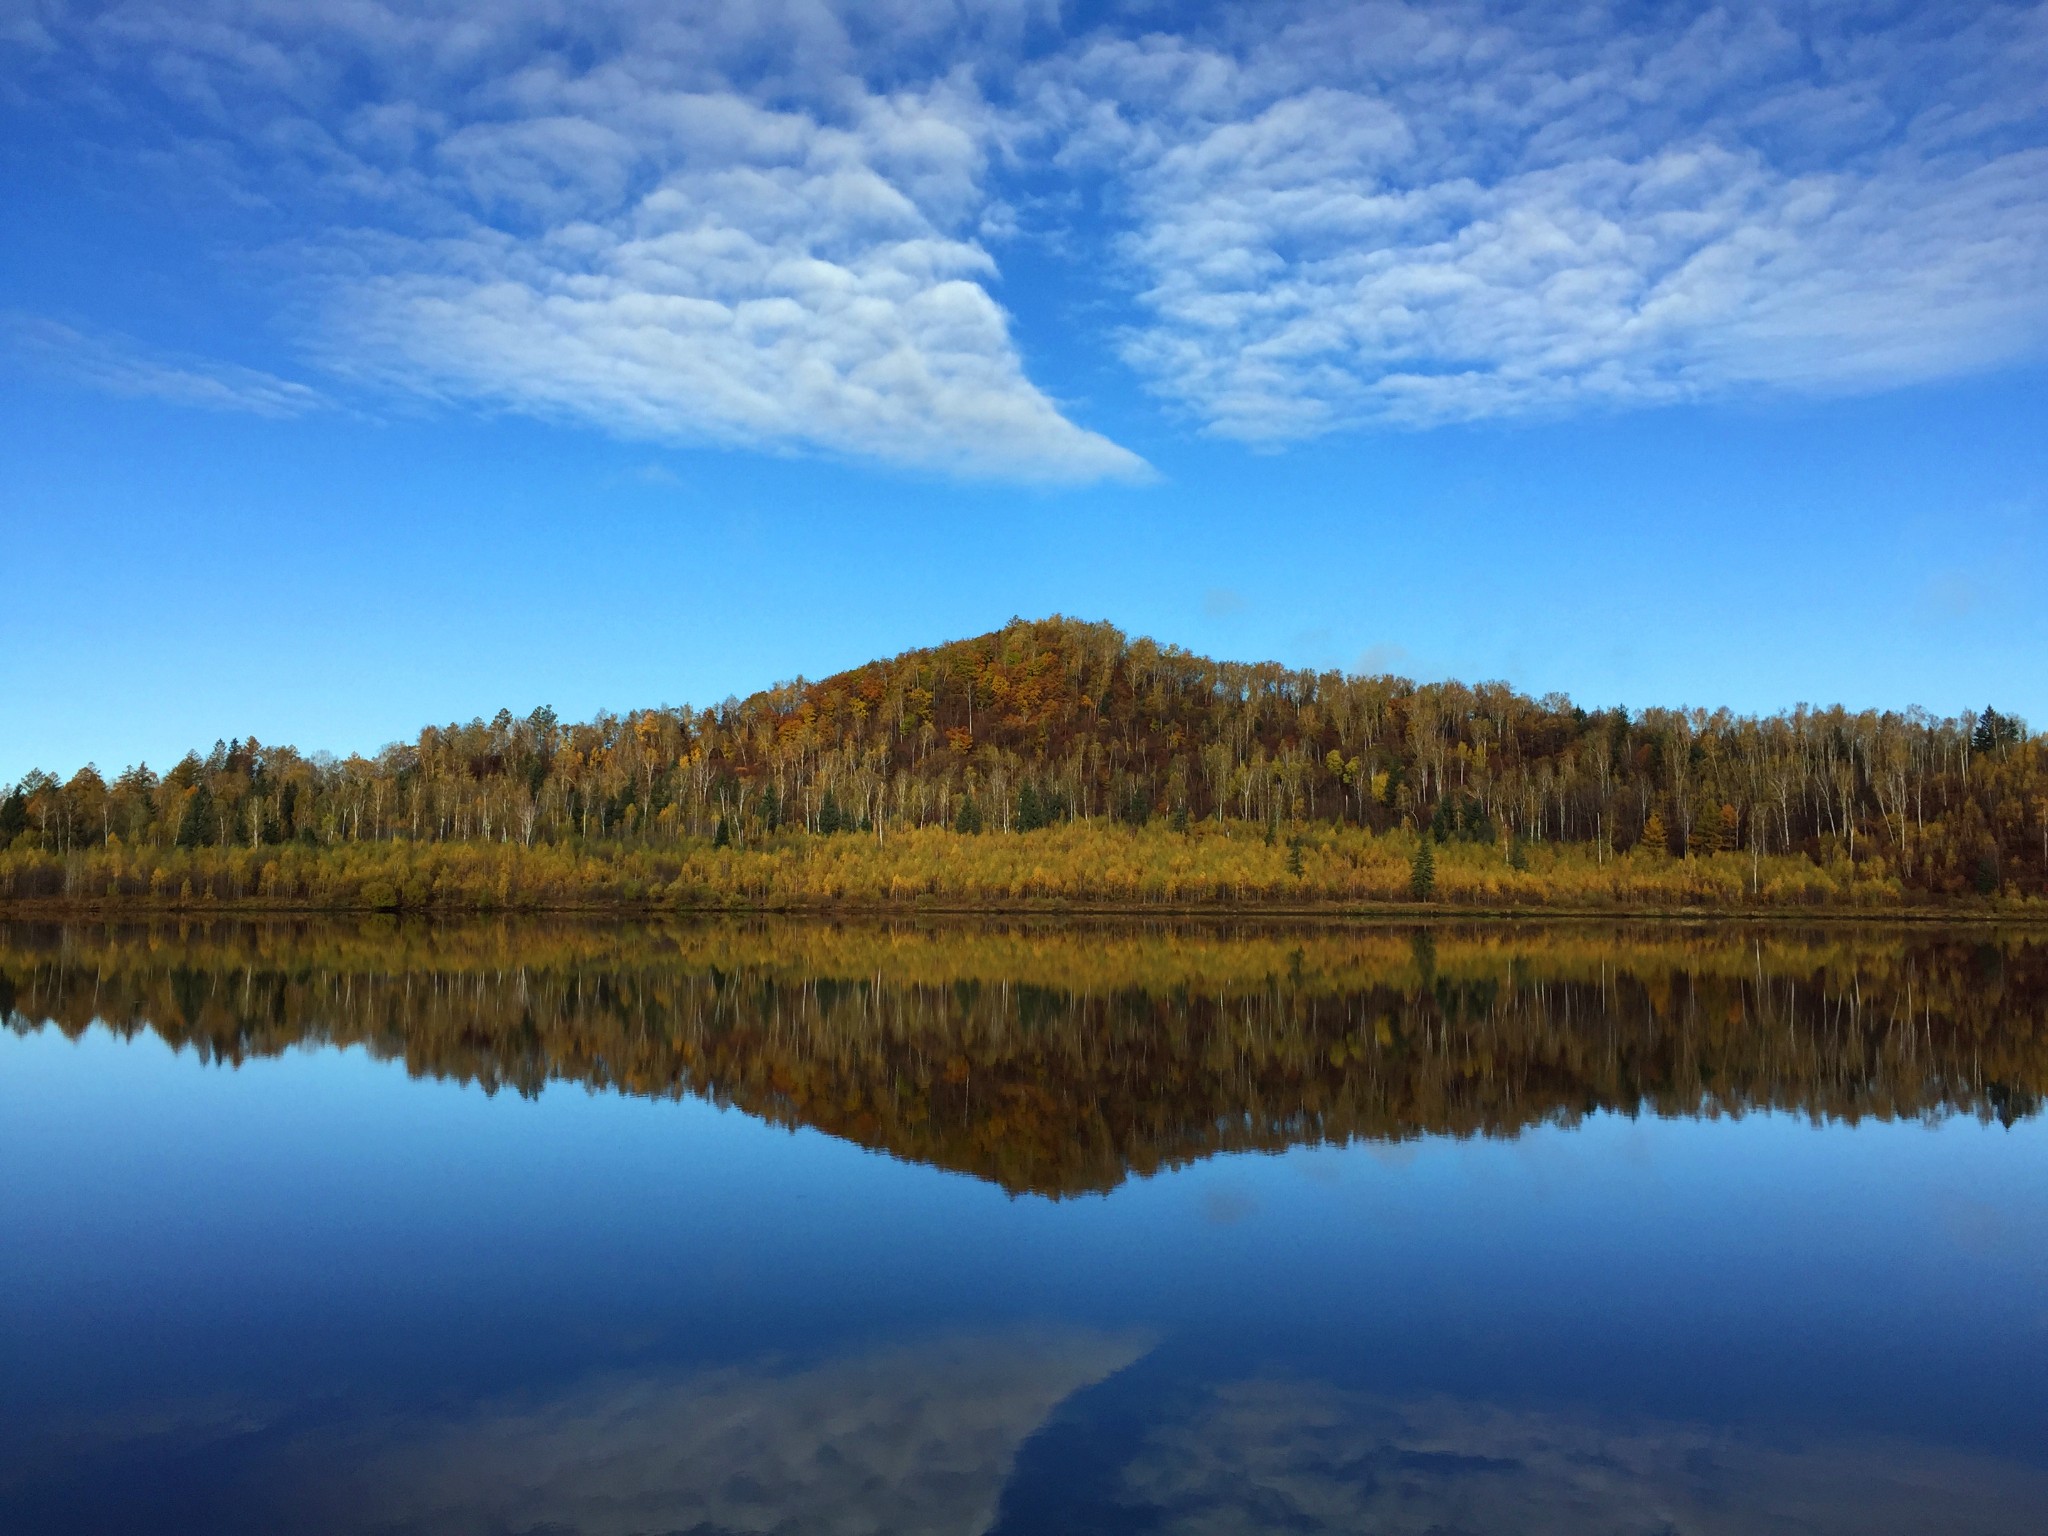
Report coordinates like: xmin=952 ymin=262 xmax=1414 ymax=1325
xmin=3 ymin=616 xmax=2043 ymax=907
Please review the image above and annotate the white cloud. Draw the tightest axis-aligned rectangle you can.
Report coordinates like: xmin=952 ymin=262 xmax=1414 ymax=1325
xmin=15 ymin=0 xmax=1145 ymax=482
xmin=1029 ymin=0 xmax=2048 ymax=438
xmin=318 ymin=88 xmax=1144 ymax=481
xmin=2 ymin=314 xmax=329 ymax=418
xmin=0 ymin=0 xmax=56 ymax=58
xmin=10 ymin=1 xmax=2048 ymax=454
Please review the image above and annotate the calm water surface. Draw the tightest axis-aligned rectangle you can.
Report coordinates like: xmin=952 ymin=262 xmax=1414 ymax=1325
xmin=2 ymin=918 xmax=2046 ymax=1534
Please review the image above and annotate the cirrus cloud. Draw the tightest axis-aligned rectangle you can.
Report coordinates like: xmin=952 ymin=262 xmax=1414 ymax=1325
xmin=2 ymin=312 xmax=329 ymax=417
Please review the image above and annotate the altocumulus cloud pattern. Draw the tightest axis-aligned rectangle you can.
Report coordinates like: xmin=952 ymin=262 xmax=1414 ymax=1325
xmin=6 ymin=0 xmax=2046 ymax=475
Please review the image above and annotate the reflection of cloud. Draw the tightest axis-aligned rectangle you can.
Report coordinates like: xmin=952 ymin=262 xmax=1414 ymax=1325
xmin=1117 ymin=1379 xmax=2048 ymax=1533
xmin=0 ymin=1392 xmax=284 ymax=1486
xmin=1202 ymin=588 xmax=1247 ymax=618
xmin=273 ymin=1331 xmax=1147 ymax=1535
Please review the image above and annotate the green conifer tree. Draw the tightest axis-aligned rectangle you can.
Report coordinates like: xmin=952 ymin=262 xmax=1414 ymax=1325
xmin=1974 ymin=851 xmax=1999 ymax=895
xmin=1688 ymin=803 xmax=1721 ymax=858
xmin=0 ymin=789 xmax=25 ymax=845
xmin=1411 ymin=834 xmax=1436 ymax=899
xmin=177 ymin=784 xmax=214 ymax=849
xmin=1431 ymin=797 xmax=1459 ymax=843
xmin=1465 ymin=800 xmax=1496 ymax=843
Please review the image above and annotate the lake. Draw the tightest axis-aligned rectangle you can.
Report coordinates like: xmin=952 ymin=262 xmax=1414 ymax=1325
xmin=2 ymin=918 xmax=2045 ymax=1533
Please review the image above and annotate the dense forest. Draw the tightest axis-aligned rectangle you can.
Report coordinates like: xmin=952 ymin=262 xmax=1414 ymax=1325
xmin=4 ymin=919 xmax=2040 ymax=1195
xmin=3 ymin=617 xmax=2042 ymax=909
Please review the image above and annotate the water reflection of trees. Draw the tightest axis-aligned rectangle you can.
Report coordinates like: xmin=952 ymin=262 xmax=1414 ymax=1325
xmin=4 ymin=920 xmax=2044 ymax=1197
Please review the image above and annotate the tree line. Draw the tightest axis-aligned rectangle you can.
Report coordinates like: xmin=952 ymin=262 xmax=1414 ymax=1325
xmin=4 ymin=616 xmax=2042 ymax=904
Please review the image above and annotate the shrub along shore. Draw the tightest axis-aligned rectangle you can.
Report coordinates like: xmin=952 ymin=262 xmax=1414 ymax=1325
xmin=1 ymin=821 xmax=2039 ymax=916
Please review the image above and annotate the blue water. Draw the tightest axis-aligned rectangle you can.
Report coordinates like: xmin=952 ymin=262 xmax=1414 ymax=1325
xmin=3 ymin=939 xmax=2047 ymax=1532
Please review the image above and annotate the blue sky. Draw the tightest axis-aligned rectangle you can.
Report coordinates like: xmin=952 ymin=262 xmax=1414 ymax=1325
xmin=3 ymin=0 xmax=2044 ymax=781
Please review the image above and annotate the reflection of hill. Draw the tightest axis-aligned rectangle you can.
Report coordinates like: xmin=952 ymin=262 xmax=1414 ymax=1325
xmin=4 ymin=920 xmax=2044 ymax=1198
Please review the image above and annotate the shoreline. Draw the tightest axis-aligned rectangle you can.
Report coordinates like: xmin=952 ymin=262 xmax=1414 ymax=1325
xmin=2 ymin=898 xmax=2040 ymax=924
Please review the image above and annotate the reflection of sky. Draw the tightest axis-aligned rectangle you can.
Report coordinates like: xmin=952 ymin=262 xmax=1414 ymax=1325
xmin=4 ymin=1025 xmax=2048 ymax=1529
